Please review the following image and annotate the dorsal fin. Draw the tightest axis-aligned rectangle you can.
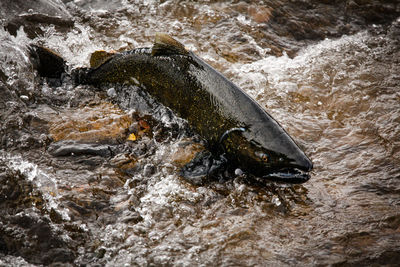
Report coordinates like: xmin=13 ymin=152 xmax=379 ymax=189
xmin=89 ymin=50 xmax=116 ymax=69
xmin=151 ymin=33 xmax=188 ymax=56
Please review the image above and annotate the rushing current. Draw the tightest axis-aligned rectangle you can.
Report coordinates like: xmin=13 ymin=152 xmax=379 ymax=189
xmin=1 ymin=0 xmax=399 ymax=266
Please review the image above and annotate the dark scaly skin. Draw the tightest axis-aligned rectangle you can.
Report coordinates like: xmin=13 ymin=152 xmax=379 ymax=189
xmin=82 ymin=48 xmax=313 ymax=182
xmin=84 ymin=48 xmax=237 ymax=144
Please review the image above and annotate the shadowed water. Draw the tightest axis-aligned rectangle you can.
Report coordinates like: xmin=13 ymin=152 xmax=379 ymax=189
xmin=1 ymin=0 xmax=399 ymax=266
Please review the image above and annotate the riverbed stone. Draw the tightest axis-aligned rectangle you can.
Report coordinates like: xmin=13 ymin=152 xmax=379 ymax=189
xmin=0 ymin=160 xmax=80 ymax=265
xmin=1 ymin=0 xmax=74 ymax=39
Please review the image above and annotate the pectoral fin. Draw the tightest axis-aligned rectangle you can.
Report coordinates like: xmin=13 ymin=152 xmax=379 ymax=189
xmin=181 ymin=150 xmax=227 ymax=185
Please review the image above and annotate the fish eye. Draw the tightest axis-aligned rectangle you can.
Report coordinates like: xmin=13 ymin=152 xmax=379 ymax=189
xmin=255 ymin=151 xmax=269 ymax=162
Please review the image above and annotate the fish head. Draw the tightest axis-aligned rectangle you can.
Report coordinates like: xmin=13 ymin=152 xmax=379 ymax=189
xmin=221 ymin=126 xmax=313 ymax=183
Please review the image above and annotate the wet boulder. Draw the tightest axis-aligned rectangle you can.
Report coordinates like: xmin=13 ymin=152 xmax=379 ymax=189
xmin=0 ymin=82 xmax=29 ymax=150
xmin=345 ymin=0 xmax=400 ymax=24
xmin=0 ymin=159 xmax=78 ymax=265
xmin=48 ymin=140 xmax=112 ymax=157
xmin=1 ymin=0 xmax=74 ymax=39
xmin=48 ymin=102 xmax=134 ymax=143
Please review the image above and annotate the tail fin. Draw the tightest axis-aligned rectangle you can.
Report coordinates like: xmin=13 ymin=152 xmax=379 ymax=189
xmin=28 ymin=45 xmax=66 ymax=79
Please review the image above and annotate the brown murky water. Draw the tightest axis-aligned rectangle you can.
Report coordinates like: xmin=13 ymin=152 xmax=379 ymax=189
xmin=1 ymin=0 xmax=400 ymax=266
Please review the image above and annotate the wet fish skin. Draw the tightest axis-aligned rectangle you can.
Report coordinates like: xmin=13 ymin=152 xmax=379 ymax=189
xmin=80 ymin=36 xmax=313 ymax=182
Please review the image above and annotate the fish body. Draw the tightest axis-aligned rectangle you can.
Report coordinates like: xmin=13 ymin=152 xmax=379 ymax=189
xmin=79 ymin=34 xmax=313 ymax=182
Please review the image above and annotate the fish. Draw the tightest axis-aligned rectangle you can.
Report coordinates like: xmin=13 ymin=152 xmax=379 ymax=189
xmin=33 ymin=33 xmax=313 ymax=183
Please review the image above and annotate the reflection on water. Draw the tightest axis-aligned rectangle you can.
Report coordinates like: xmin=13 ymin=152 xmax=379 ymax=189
xmin=1 ymin=0 xmax=400 ymax=266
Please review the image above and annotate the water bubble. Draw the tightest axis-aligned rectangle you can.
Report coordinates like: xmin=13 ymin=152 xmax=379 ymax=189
xmin=234 ymin=168 xmax=243 ymax=176
xmin=272 ymin=196 xmax=281 ymax=206
xmin=20 ymin=95 xmax=29 ymax=101
xmin=107 ymin=87 xmax=117 ymax=97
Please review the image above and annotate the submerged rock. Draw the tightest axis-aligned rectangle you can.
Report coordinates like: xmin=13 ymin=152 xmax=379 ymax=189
xmin=48 ymin=140 xmax=112 ymax=157
xmin=48 ymin=102 xmax=133 ymax=143
xmin=260 ymin=0 xmax=400 ymax=56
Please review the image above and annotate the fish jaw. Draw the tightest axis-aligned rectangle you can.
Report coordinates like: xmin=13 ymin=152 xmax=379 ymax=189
xmin=221 ymin=128 xmax=313 ymax=183
xmin=263 ymin=168 xmax=311 ymax=184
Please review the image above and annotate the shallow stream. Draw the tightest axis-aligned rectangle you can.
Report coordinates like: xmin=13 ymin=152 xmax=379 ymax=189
xmin=1 ymin=0 xmax=399 ymax=266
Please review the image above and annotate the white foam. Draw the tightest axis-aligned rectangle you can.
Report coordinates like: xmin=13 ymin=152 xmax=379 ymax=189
xmin=231 ymin=31 xmax=371 ymax=101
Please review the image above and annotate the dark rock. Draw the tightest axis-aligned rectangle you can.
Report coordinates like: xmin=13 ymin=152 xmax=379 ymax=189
xmin=120 ymin=210 xmax=143 ymax=224
xmin=48 ymin=140 xmax=112 ymax=157
xmin=0 ymin=0 xmax=74 ymax=39
xmin=41 ymin=248 xmax=75 ymax=265
xmin=0 ymin=0 xmax=71 ymax=21
xmin=346 ymin=0 xmax=400 ymax=24
xmin=5 ymin=14 xmax=74 ymax=39
xmin=0 ymin=69 xmax=8 ymax=83
xmin=0 ymin=159 xmax=81 ymax=265
xmin=0 ymin=82 xmax=51 ymax=151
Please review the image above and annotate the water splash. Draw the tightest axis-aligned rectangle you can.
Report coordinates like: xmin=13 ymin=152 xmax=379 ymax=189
xmin=0 ymin=27 xmax=33 ymax=86
xmin=1 ymin=1 xmax=400 ymax=265
xmin=3 ymin=153 xmax=71 ymax=221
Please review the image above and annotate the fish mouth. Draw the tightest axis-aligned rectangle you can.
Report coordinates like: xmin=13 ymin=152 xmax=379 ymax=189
xmin=263 ymin=167 xmax=311 ymax=184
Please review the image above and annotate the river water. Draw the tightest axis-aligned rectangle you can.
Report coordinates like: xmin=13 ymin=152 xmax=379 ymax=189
xmin=1 ymin=0 xmax=400 ymax=266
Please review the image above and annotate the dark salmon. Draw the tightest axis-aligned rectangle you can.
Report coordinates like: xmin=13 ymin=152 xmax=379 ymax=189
xmin=31 ymin=33 xmax=313 ymax=183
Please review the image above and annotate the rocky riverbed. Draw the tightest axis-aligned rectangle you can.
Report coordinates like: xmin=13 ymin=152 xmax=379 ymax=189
xmin=1 ymin=0 xmax=400 ymax=266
